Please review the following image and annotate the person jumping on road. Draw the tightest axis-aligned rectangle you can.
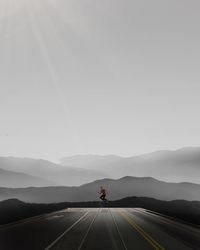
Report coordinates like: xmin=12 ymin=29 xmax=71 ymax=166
xmin=99 ymin=186 xmax=108 ymax=201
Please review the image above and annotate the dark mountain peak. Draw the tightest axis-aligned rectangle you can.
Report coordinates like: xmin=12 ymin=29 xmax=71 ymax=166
xmin=0 ymin=198 xmax=24 ymax=206
xmin=81 ymin=177 xmax=114 ymax=187
xmin=119 ymin=176 xmax=157 ymax=181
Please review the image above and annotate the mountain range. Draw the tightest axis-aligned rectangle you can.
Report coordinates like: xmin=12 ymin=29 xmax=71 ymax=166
xmin=60 ymin=154 xmax=122 ymax=169
xmin=0 ymin=157 xmax=106 ymax=187
xmin=60 ymin=147 xmax=200 ymax=184
xmin=0 ymin=147 xmax=200 ymax=188
xmin=0 ymin=168 xmax=55 ymax=188
xmin=1 ymin=176 xmax=200 ymax=203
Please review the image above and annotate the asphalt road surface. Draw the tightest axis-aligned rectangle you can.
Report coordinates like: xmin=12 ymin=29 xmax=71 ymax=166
xmin=0 ymin=208 xmax=200 ymax=250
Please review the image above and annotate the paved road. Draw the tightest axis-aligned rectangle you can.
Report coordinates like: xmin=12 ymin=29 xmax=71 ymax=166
xmin=0 ymin=208 xmax=200 ymax=250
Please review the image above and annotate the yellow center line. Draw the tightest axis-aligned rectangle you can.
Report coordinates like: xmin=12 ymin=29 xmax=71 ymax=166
xmin=120 ymin=211 xmax=165 ymax=250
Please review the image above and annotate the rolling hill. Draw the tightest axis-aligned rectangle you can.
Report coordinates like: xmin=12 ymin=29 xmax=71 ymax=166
xmin=1 ymin=176 xmax=200 ymax=203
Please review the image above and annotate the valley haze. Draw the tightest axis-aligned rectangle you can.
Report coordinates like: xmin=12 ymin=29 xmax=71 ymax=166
xmin=0 ymin=147 xmax=200 ymax=188
xmin=0 ymin=147 xmax=199 ymax=204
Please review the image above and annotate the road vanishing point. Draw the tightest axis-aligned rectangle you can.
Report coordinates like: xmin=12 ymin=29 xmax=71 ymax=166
xmin=1 ymin=208 xmax=200 ymax=250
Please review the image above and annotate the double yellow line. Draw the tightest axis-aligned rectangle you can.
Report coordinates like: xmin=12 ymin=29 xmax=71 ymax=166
xmin=120 ymin=211 xmax=165 ymax=250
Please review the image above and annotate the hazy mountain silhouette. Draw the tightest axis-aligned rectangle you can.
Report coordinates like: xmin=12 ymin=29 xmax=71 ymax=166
xmin=1 ymin=147 xmax=200 ymax=187
xmin=1 ymin=176 xmax=200 ymax=203
xmin=60 ymin=154 xmax=122 ymax=169
xmin=60 ymin=147 xmax=200 ymax=184
xmin=0 ymin=168 xmax=56 ymax=187
xmin=0 ymin=157 xmax=107 ymax=186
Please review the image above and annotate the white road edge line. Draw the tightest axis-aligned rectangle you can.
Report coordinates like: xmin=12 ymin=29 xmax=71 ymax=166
xmin=77 ymin=208 xmax=100 ymax=250
xmin=132 ymin=208 xmax=200 ymax=235
xmin=44 ymin=211 xmax=89 ymax=250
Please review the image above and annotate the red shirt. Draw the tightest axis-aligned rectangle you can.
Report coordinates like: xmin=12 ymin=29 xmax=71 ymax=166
xmin=100 ymin=188 xmax=106 ymax=195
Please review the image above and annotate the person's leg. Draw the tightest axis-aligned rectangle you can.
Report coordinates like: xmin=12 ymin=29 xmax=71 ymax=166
xmin=100 ymin=194 xmax=105 ymax=200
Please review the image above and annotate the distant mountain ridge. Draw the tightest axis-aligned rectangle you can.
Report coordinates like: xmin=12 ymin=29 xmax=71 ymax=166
xmin=1 ymin=176 xmax=200 ymax=203
xmin=60 ymin=154 xmax=122 ymax=169
xmin=0 ymin=168 xmax=56 ymax=187
xmin=0 ymin=157 xmax=107 ymax=187
xmin=1 ymin=147 xmax=200 ymax=188
xmin=60 ymin=147 xmax=200 ymax=184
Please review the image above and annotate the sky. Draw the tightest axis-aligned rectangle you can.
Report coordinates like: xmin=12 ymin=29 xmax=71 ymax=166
xmin=0 ymin=0 xmax=200 ymax=162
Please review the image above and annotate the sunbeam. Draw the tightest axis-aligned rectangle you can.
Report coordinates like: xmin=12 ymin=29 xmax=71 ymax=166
xmin=23 ymin=0 xmax=80 ymax=149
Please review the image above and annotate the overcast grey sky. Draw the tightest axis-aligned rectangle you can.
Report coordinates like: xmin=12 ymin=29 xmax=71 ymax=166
xmin=0 ymin=0 xmax=200 ymax=161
